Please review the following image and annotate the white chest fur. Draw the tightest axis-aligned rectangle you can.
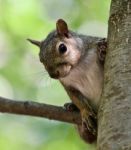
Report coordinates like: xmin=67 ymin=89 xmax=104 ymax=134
xmin=60 ymin=50 xmax=103 ymax=110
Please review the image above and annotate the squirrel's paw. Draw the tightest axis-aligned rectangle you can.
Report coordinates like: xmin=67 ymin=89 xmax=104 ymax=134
xmin=97 ymin=38 xmax=107 ymax=64
xmin=81 ymin=109 xmax=97 ymax=135
xmin=64 ymin=102 xmax=79 ymax=112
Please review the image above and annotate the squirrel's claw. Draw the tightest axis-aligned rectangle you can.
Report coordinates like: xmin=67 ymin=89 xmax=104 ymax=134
xmin=64 ymin=102 xmax=79 ymax=112
xmin=97 ymin=38 xmax=107 ymax=64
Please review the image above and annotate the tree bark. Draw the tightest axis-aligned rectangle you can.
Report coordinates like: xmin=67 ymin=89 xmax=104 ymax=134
xmin=97 ymin=0 xmax=131 ymax=150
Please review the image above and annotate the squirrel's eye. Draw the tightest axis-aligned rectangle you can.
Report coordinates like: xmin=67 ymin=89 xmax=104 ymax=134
xmin=58 ymin=44 xmax=67 ymax=54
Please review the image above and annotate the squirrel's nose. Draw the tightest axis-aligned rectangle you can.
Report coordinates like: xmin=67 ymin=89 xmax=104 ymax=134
xmin=49 ymin=71 xmax=59 ymax=79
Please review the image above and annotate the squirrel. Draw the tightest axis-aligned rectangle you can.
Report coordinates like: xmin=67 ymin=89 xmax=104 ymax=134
xmin=27 ymin=19 xmax=107 ymax=143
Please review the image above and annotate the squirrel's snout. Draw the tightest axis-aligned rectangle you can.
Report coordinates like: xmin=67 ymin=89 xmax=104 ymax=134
xmin=49 ymin=71 xmax=60 ymax=79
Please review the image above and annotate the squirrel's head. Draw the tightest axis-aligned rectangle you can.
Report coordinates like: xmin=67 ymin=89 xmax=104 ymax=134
xmin=28 ymin=19 xmax=83 ymax=79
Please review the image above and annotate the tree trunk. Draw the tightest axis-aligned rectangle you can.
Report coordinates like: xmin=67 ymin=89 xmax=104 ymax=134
xmin=97 ymin=0 xmax=131 ymax=149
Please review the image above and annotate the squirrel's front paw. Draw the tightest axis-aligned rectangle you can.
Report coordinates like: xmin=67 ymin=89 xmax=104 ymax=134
xmin=64 ymin=102 xmax=79 ymax=112
xmin=81 ymin=109 xmax=97 ymax=135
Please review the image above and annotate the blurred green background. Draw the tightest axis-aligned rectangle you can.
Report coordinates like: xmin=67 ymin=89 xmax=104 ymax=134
xmin=0 ymin=0 xmax=110 ymax=150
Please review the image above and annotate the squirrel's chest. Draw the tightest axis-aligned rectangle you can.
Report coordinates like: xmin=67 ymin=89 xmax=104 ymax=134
xmin=60 ymin=63 xmax=103 ymax=110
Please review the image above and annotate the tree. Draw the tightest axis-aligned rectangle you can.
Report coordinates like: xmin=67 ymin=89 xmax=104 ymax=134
xmin=0 ymin=0 xmax=130 ymax=149
xmin=97 ymin=0 xmax=131 ymax=149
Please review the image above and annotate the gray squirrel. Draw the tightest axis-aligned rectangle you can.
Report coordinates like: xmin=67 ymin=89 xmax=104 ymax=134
xmin=28 ymin=19 xmax=107 ymax=143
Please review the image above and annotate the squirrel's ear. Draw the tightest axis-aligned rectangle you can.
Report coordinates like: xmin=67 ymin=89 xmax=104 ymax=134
xmin=27 ymin=39 xmax=41 ymax=47
xmin=56 ymin=19 xmax=69 ymax=37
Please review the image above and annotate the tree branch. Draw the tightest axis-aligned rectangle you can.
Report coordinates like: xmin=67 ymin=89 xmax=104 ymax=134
xmin=0 ymin=96 xmax=81 ymax=125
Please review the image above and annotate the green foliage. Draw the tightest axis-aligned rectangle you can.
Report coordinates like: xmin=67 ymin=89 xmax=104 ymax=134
xmin=0 ymin=0 xmax=111 ymax=149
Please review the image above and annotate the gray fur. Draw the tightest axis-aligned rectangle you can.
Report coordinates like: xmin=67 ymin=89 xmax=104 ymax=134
xmin=39 ymin=30 xmax=104 ymax=111
xmin=60 ymin=47 xmax=103 ymax=111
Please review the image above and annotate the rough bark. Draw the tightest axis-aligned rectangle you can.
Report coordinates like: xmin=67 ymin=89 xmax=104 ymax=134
xmin=0 ymin=96 xmax=81 ymax=125
xmin=97 ymin=0 xmax=131 ymax=150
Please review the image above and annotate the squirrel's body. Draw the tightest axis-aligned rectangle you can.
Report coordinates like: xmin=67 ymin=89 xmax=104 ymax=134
xmin=28 ymin=19 xmax=107 ymax=143
xmin=60 ymin=35 xmax=103 ymax=112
